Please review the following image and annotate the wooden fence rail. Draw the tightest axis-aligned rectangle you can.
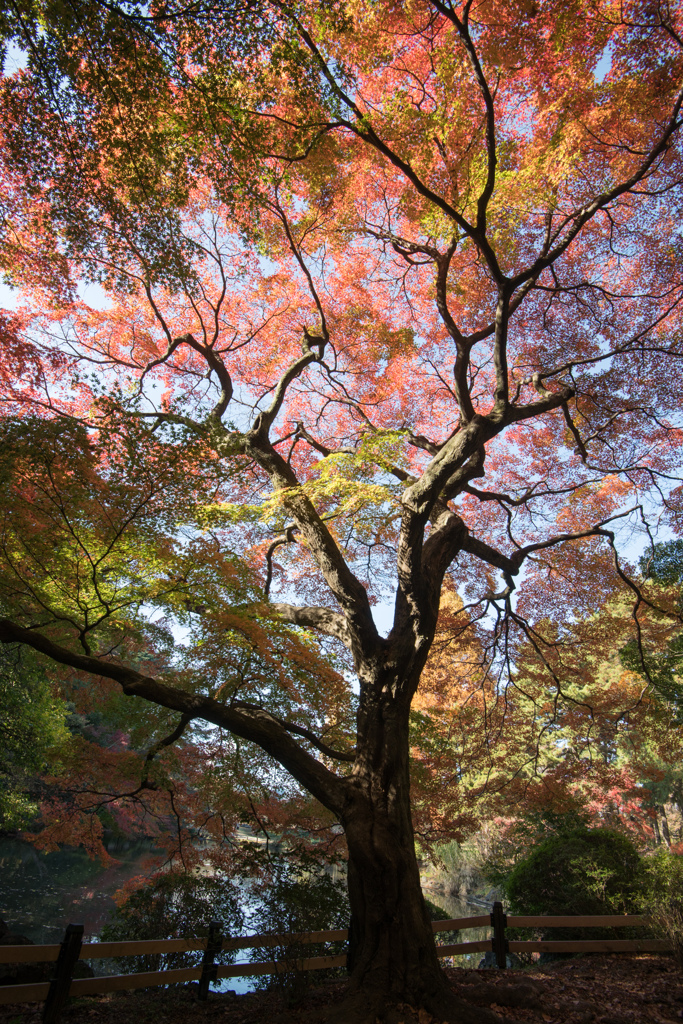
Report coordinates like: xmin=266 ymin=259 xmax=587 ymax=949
xmin=0 ymin=905 xmax=669 ymax=1022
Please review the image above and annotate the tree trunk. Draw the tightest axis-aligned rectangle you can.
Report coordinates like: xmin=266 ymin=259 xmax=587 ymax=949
xmin=343 ymin=790 xmax=442 ymax=1005
xmin=657 ymin=804 xmax=672 ymax=847
xmin=330 ymin=688 xmax=492 ymax=1024
xmin=653 ymin=814 xmax=663 ymax=845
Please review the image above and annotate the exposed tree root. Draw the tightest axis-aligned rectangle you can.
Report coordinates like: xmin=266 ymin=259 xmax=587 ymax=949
xmin=423 ymin=985 xmax=518 ymax=1024
xmin=320 ymin=987 xmax=382 ymax=1024
xmin=455 ymin=979 xmax=545 ymax=1010
xmin=320 ymin=980 xmax=520 ymax=1024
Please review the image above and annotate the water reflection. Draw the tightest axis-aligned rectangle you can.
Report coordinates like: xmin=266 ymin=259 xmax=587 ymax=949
xmin=424 ymin=889 xmax=493 ymax=969
xmin=0 ymin=837 xmax=160 ymax=946
xmin=0 ymin=837 xmax=492 ymax=996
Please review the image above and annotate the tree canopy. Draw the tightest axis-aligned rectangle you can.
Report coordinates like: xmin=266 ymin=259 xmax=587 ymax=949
xmin=1 ymin=1 xmax=683 ymax=1020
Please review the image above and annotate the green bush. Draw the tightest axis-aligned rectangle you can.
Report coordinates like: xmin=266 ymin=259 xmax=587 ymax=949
xmin=483 ymin=808 xmax=593 ymax=892
xmin=505 ymin=827 xmax=642 ymax=917
xmin=641 ymin=848 xmax=683 ymax=968
xmin=641 ymin=847 xmax=683 ymax=906
xmin=100 ymin=870 xmax=244 ymax=976
xmin=247 ymin=856 xmax=349 ymax=1003
xmin=504 ymin=826 xmax=644 ymax=956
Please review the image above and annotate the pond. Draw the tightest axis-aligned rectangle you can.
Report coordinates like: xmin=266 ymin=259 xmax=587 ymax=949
xmin=0 ymin=836 xmax=160 ymax=946
xmin=0 ymin=837 xmax=492 ymax=995
xmin=424 ymin=888 xmax=493 ymax=969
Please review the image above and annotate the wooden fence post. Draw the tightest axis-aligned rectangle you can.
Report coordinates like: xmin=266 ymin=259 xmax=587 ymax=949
xmin=490 ymin=901 xmax=508 ymax=969
xmin=43 ymin=923 xmax=84 ymax=1024
xmin=198 ymin=921 xmax=222 ymax=1001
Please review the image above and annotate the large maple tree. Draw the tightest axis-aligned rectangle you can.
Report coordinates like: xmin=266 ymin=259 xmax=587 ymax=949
xmin=1 ymin=0 xmax=683 ymax=1020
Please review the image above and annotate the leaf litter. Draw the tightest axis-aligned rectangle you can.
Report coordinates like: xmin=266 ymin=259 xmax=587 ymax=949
xmin=1 ymin=955 xmax=681 ymax=1024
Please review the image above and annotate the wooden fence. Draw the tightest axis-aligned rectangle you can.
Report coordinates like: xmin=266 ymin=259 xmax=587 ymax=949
xmin=0 ymin=904 xmax=669 ymax=1023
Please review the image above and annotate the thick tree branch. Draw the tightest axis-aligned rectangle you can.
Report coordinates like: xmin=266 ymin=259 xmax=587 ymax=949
xmin=435 ymin=245 xmax=475 ymax=422
xmin=246 ymin=435 xmax=380 ymax=655
xmin=429 ymin=0 xmax=498 ymax=235
xmin=0 ymin=619 xmax=349 ymax=813
xmin=407 ymin=432 xmax=441 ymax=456
xmin=140 ymin=712 xmax=193 ymax=787
xmin=264 ymin=525 xmax=299 ymax=596
xmin=294 ymin=421 xmax=415 ymax=485
xmin=399 ymin=370 xmax=571 ymax=532
xmin=440 ymin=446 xmax=486 ymax=502
xmin=421 ymin=507 xmax=468 ymax=589
xmin=492 ymin=292 xmax=510 ymax=411
xmin=507 ymin=384 xmax=574 ymax=424
xmin=251 ymin=346 xmax=320 ymax=439
xmin=292 ymin=422 xmax=355 ymax=459
xmin=461 ymin=518 xmax=636 ymax=578
xmin=270 ymin=602 xmax=353 ymax=648
xmin=243 ymin=377 xmax=381 ymax=657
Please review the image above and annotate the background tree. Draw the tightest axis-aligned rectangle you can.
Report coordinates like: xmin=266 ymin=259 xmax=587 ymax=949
xmin=1 ymin=1 xmax=683 ymax=1021
xmin=246 ymin=855 xmax=350 ymax=1003
xmin=415 ymin=580 xmax=683 ymax=860
xmin=0 ymin=413 xmax=350 ymax=862
xmin=623 ymin=540 xmax=683 ymax=715
xmin=0 ymin=644 xmax=69 ymax=831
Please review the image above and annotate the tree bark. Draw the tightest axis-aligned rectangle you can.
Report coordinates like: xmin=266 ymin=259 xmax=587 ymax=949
xmin=333 ymin=766 xmax=503 ymax=1023
xmin=343 ymin=785 xmax=444 ymax=1007
xmin=330 ymin=674 xmax=490 ymax=1023
xmin=657 ymin=804 xmax=672 ymax=847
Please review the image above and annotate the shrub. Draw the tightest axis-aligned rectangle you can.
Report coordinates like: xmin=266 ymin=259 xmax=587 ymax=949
xmin=503 ymin=825 xmax=644 ymax=958
xmin=651 ymin=901 xmax=683 ymax=969
xmin=100 ymin=870 xmax=244 ymax=976
xmin=641 ymin=847 xmax=683 ymax=906
xmin=641 ymin=848 xmax=683 ymax=968
xmin=505 ymin=826 xmax=642 ymax=917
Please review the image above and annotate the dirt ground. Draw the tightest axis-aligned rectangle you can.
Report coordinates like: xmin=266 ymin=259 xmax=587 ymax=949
xmin=1 ymin=954 xmax=681 ymax=1024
